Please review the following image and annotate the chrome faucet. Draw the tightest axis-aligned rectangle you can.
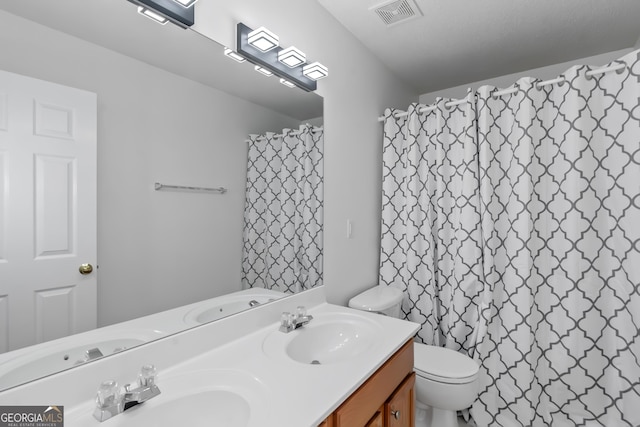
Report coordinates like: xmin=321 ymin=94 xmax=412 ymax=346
xmin=122 ymin=365 xmax=161 ymax=410
xmin=279 ymin=306 xmax=314 ymax=333
xmin=93 ymin=364 xmax=161 ymax=422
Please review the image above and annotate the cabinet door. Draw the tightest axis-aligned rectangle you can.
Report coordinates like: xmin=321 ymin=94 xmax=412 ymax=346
xmin=365 ymin=408 xmax=384 ymax=427
xmin=333 ymin=340 xmax=414 ymax=426
xmin=318 ymin=415 xmax=334 ymax=427
xmin=385 ymin=373 xmax=415 ymax=427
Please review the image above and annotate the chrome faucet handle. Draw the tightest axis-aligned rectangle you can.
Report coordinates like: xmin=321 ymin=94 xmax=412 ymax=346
xmin=296 ymin=306 xmax=307 ymax=318
xmin=279 ymin=311 xmax=295 ymax=332
xmin=93 ymin=380 xmax=123 ymax=422
xmin=139 ymin=364 xmax=157 ymax=387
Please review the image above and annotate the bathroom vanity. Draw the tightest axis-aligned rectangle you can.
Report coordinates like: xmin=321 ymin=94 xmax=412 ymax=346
xmin=0 ymin=287 xmax=419 ymax=426
xmin=319 ymin=340 xmax=415 ymax=427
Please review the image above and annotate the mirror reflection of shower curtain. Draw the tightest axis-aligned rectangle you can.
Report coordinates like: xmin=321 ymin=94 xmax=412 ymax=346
xmin=242 ymin=124 xmax=323 ymax=294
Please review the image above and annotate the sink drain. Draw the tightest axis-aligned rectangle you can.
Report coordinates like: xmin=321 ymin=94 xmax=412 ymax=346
xmin=311 ymin=360 xmax=321 ymax=365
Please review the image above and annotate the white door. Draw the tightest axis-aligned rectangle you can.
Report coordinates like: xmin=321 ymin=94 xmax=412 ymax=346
xmin=0 ymin=70 xmax=97 ymax=353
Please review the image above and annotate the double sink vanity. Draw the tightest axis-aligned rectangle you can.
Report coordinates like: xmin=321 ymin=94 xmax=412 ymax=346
xmin=0 ymin=287 xmax=419 ymax=426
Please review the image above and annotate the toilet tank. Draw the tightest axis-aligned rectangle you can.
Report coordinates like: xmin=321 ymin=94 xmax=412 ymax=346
xmin=348 ymin=286 xmax=404 ymax=318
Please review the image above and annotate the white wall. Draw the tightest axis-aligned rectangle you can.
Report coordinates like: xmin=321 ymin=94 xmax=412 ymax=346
xmin=0 ymin=11 xmax=302 ymax=326
xmin=193 ymin=0 xmax=417 ymax=306
xmin=419 ymin=48 xmax=634 ymax=104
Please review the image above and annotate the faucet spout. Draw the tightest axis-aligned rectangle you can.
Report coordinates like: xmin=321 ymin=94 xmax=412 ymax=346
xmin=294 ymin=314 xmax=313 ymax=329
xmin=123 ymin=383 xmax=161 ymax=410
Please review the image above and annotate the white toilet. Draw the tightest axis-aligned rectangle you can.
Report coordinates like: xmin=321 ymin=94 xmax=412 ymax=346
xmin=348 ymin=286 xmax=480 ymax=427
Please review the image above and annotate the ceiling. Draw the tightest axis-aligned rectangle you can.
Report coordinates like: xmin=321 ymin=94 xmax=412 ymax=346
xmin=317 ymin=0 xmax=640 ymax=93
xmin=0 ymin=0 xmax=323 ymax=121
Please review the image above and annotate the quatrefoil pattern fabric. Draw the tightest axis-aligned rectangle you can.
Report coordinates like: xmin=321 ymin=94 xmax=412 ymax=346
xmin=380 ymin=50 xmax=640 ymax=426
xmin=242 ymin=125 xmax=323 ymax=294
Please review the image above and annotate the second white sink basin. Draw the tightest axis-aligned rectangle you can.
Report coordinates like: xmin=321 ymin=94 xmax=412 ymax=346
xmin=263 ymin=312 xmax=382 ymax=365
xmin=117 ymin=389 xmax=250 ymax=426
xmin=66 ymin=369 xmax=270 ymax=427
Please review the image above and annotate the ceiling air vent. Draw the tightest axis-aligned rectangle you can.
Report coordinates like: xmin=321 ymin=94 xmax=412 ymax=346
xmin=371 ymin=0 xmax=423 ymax=27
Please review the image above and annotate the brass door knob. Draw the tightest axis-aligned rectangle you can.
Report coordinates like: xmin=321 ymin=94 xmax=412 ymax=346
xmin=79 ymin=263 xmax=93 ymax=275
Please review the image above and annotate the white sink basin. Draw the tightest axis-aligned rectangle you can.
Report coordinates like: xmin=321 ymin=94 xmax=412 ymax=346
xmin=109 ymin=390 xmax=251 ymax=427
xmin=114 ymin=390 xmax=250 ymax=426
xmin=67 ymin=369 xmax=269 ymax=427
xmin=263 ymin=312 xmax=382 ymax=365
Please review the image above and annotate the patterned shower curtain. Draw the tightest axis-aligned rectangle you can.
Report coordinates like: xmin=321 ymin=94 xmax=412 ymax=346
xmin=379 ymin=50 xmax=640 ymax=426
xmin=242 ymin=124 xmax=323 ymax=294
xmin=379 ymin=92 xmax=484 ymax=353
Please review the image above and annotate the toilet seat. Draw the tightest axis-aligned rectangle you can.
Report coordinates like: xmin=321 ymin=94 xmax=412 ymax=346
xmin=414 ymin=343 xmax=479 ymax=384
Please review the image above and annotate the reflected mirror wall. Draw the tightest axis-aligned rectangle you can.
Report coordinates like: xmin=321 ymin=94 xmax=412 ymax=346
xmin=0 ymin=0 xmax=322 ymax=392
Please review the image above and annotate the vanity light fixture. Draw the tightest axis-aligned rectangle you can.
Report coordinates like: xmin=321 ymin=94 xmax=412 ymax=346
xmin=224 ymin=48 xmax=246 ymax=63
xmin=247 ymin=27 xmax=279 ymax=52
xmin=127 ymin=0 xmax=195 ymax=28
xmin=236 ymin=23 xmax=327 ymax=92
xmin=254 ymin=65 xmax=274 ymax=77
xmin=172 ymin=0 xmax=198 ymax=7
xmin=137 ymin=6 xmax=169 ymax=25
xmin=278 ymin=46 xmax=306 ymax=68
xmin=303 ymin=62 xmax=329 ymax=80
xmin=279 ymin=78 xmax=296 ymax=88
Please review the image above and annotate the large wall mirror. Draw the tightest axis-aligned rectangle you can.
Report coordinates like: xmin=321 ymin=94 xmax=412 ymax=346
xmin=0 ymin=0 xmax=323 ymax=391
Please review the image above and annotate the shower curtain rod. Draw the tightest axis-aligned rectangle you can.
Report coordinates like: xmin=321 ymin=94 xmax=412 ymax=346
xmin=246 ymin=126 xmax=323 ymax=143
xmin=378 ymin=62 xmax=628 ymax=122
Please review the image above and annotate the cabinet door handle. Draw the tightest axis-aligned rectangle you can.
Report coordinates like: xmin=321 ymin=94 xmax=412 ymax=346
xmin=391 ymin=410 xmax=400 ymax=420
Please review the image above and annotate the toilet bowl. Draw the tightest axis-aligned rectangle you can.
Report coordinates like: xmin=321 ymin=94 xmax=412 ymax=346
xmin=348 ymin=286 xmax=480 ymax=427
xmin=413 ymin=343 xmax=479 ymax=427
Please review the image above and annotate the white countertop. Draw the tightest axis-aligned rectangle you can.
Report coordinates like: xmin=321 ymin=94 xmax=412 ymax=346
xmin=0 ymin=287 xmax=419 ymax=427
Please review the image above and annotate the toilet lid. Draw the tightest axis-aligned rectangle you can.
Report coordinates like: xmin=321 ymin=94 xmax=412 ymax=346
xmin=348 ymin=286 xmax=403 ymax=312
xmin=414 ymin=344 xmax=479 ymax=384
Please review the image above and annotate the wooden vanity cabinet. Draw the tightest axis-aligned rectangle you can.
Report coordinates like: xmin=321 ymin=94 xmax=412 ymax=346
xmin=319 ymin=339 xmax=415 ymax=427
